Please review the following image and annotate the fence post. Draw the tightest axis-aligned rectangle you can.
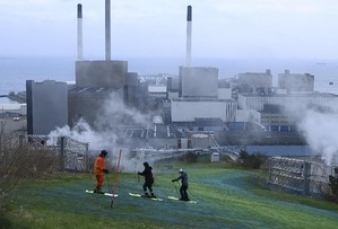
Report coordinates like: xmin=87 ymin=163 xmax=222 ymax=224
xmin=85 ymin=142 xmax=89 ymax=172
xmin=303 ymin=161 xmax=311 ymax=195
xmin=60 ymin=136 xmax=65 ymax=171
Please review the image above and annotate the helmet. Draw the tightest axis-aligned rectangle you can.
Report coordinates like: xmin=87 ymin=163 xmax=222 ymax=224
xmin=143 ymin=162 xmax=149 ymax=167
xmin=179 ymin=168 xmax=183 ymax=173
xmin=101 ymin=150 xmax=108 ymax=156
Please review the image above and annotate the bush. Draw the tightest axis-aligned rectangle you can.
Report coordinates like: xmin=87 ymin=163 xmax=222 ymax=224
xmin=237 ymin=150 xmax=267 ymax=169
xmin=0 ymin=212 xmax=11 ymax=229
xmin=0 ymin=134 xmax=60 ymax=209
xmin=179 ymin=152 xmax=198 ymax=163
xmin=329 ymin=168 xmax=338 ymax=200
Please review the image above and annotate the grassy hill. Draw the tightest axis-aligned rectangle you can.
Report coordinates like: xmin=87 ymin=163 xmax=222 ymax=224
xmin=2 ymin=159 xmax=338 ymax=229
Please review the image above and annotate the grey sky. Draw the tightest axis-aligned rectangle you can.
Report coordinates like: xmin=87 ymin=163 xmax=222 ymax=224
xmin=1 ymin=0 xmax=338 ymax=59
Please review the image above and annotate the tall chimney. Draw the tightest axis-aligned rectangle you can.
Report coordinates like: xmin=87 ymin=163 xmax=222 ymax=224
xmin=186 ymin=5 xmax=192 ymax=67
xmin=77 ymin=4 xmax=83 ymax=60
xmin=105 ymin=0 xmax=111 ymax=60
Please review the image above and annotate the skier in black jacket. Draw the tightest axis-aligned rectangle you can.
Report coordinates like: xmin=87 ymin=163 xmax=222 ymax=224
xmin=138 ymin=162 xmax=156 ymax=198
xmin=172 ymin=168 xmax=190 ymax=201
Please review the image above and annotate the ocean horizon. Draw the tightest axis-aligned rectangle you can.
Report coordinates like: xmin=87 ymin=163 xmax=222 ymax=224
xmin=1 ymin=55 xmax=338 ymax=95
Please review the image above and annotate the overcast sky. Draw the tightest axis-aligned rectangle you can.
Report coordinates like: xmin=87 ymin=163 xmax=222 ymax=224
xmin=1 ymin=0 xmax=338 ymax=60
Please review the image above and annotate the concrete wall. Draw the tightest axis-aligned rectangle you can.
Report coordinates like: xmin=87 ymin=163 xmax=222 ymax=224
xmin=179 ymin=67 xmax=218 ymax=98
xmin=238 ymin=70 xmax=273 ymax=89
xmin=76 ymin=60 xmax=127 ymax=88
xmin=278 ymin=70 xmax=314 ymax=92
xmin=236 ymin=109 xmax=261 ymax=123
xmin=171 ymin=99 xmax=227 ymax=122
xmin=26 ymin=80 xmax=68 ymax=135
xmin=68 ymin=87 xmax=122 ymax=128
xmin=125 ymin=72 xmax=139 ymax=107
xmin=218 ymin=88 xmax=232 ymax=100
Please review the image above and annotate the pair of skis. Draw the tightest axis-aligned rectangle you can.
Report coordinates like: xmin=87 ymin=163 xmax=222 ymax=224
xmin=128 ymin=192 xmax=163 ymax=201
xmin=128 ymin=193 xmax=197 ymax=203
xmin=85 ymin=189 xmax=118 ymax=197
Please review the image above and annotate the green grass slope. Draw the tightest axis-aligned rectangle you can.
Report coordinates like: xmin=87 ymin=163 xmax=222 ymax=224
xmin=4 ymin=161 xmax=338 ymax=229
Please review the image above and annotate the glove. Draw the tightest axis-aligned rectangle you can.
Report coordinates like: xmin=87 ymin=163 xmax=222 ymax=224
xmin=103 ymin=169 xmax=109 ymax=174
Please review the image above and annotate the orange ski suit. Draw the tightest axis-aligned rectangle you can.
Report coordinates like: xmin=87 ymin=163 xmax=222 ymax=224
xmin=94 ymin=155 xmax=106 ymax=190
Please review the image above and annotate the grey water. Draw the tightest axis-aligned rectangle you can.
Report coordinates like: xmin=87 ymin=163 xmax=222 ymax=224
xmin=1 ymin=56 xmax=338 ymax=95
xmin=243 ymin=145 xmax=313 ymax=157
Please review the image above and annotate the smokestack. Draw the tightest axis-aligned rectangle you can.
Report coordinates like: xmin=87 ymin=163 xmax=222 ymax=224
xmin=105 ymin=0 xmax=111 ymax=61
xmin=77 ymin=4 xmax=83 ymax=60
xmin=186 ymin=5 xmax=192 ymax=67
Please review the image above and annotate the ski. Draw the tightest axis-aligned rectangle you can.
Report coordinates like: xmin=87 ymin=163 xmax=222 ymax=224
xmin=85 ymin=190 xmax=118 ymax=197
xmin=167 ymin=196 xmax=197 ymax=204
xmin=129 ymin=192 xmax=163 ymax=201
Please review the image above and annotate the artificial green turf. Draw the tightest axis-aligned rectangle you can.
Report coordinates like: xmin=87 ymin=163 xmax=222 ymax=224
xmin=3 ymin=160 xmax=338 ymax=229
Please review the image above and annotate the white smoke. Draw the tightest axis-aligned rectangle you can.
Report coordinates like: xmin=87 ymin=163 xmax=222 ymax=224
xmin=297 ymin=107 xmax=338 ymax=166
xmin=95 ymin=92 xmax=150 ymax=129
xmin=47 ymin=117 xmax=118 ymax=152
xmin=46 ymin=92 xmax=152 ymax=172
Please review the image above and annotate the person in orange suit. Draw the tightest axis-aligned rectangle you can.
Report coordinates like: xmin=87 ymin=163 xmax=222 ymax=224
xmin=94 ymin=150 xmax=109 ymax=193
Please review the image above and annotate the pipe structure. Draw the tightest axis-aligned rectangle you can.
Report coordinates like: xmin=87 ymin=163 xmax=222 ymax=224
xmin=77 ymin=4 xmax=83 ymax=60
xmin=186 ymin=5 xmax=192 ymax=67
xmin=105 ymin=0 xmax=111 ymax=60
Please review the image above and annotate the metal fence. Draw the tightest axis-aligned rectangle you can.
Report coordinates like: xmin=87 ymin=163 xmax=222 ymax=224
xmin=267 ymin=156 xmax=336 ymax=197
xmin=58 ymin=136 xmax=89 ymax=171
xmin=26 ymin=135 xmax=89 ymax=172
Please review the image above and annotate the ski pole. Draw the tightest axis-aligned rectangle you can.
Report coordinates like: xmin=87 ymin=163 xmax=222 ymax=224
xmin=111 ymin=149 xmax=122 ymax=208
xmin=187 ymin=187 xmax=194 ymax=197
xmin=172 ymin=181 xmax=178 ymax=195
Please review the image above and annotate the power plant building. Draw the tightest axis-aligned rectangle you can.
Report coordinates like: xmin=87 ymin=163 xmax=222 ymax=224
xmin=179 ymin=66 xmax=218 ymax=98
xmin=237 ymin=93 xmax=338 ymax=111
xmin=278 ymin=70 xmax=314 ymax=93
xmin=237 ymin=69 xmax=273 ymax=95
xmin=75 ymin=60 xmax=127 ymax=88
xmin=26 ymin=80 xmax=68 ymax=135
xmin=172 ymin=98 xmax=231 ymax=123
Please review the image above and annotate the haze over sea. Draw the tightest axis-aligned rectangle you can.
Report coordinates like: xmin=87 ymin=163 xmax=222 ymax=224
xmin=1 ymin=56 xmax=338 ymax=96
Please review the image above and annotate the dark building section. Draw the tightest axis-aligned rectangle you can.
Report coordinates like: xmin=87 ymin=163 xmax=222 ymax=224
xmin=125 ymin=72 xmax=140 ymax=107
xmin=26 ymin=80 xmax=68 ymax=135
xmin=69 ymin=60 xmax=143 ymax=129
xmin=75 ymin=60 xmax=127 ymax=88
xmin=68 ymin=87 xmax=120 ymax=128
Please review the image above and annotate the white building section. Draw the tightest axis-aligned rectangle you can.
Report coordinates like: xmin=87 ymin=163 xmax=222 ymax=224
xmin=171 ymin=99 xmax=227 ymax=122
xmin=236 ymin=109 xmax=261 ymax=123
xmin=238 ymin=93 xmax=338 ymax=111
xmin=0 ymin=104 xmax=27 ymax=115
xmin=218 ymin=88 xmax=232 ymax=100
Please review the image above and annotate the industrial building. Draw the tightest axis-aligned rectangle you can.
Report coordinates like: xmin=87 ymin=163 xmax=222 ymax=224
xmin=237 ymin=69 xmax=273 ymax=95
xmin=278 ymin=70 xmax=314 ymax=93
xmin=26 ymin=80 xmax=68 ymax=135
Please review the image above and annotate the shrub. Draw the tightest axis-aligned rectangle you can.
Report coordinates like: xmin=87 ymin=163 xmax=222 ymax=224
xmin=179 ymin=152 xmax=198 ymax=163
xmin=329 ymin=168 xmax=338 ymax=200
xmin=237 ymin=150 xmax=267 ymax=169
xmin=0 ymin=134 xmax=60 ymax=209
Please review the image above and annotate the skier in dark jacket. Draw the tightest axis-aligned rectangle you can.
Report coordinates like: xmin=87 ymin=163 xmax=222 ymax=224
xmin=172 ymin=168 xmax=190 ymax=201
xmin=138 ymin=162 xmax=156 ymax=198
